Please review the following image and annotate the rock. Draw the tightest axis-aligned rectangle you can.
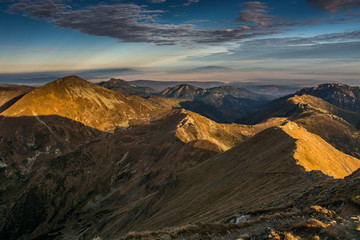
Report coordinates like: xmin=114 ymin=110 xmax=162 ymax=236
xmin=159 ymin=233 xmax=172 ymax=240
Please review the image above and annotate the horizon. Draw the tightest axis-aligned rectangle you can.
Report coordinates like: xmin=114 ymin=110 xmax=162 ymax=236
xmin=0 ymin=0 xmax=359 ymax=86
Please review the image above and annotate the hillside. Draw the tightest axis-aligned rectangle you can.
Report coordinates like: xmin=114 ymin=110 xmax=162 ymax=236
xmin=298 ymin=83 xmax=360 ymax=113
xmin=0 ymin=76 xmax=162 ymax=131
xmin=0 ymin=84 xmax=34 ymax=112
xmin=89 ymin=122 xmax=360 ymax=239
xmin=159 ymin=84 xmax=271 ymax=123
xmin=0 ymin=108 xmax=268 ymax=240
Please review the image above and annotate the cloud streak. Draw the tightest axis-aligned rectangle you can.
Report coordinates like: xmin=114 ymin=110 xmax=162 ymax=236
xmin=307 ymin=0 xmax=360 ymax=12
xmin=236 ymin=1 xmax=319 ymax=27
xmin=184 ymin=0 xmax=199 ymax=6
xmin=186 ymin=30 xmax=360 ymax=61
xmin=236 ymin=1 xmax=273 ymax=26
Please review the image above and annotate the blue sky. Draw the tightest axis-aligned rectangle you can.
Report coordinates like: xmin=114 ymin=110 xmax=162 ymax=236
xmin=0 ymin=0 xmax=359 ymax=85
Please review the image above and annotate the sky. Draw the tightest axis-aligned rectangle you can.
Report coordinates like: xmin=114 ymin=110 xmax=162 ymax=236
xmin=0 ymin=0 xmax=359 ymax=86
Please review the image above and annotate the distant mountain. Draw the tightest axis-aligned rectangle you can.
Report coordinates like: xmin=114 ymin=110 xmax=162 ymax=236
xmin=130 ymin=80 xmax=225 ymax=91
xmin=233 ymin=83 xmax=302 ymax=97
xmin=0 ymin=84 xmax=34 ymax=113
xmin=171 ymin=66 xmax=232 ymax=74
xmin=297 ymin=83 xmax=360 ymax=113
xmin=189 ymin=66 xmax=231 ymax=72
xmin=158 ymin=84 xmax=272 ymax=122
xmin=98 ymin=78 xmax=156 ymax=97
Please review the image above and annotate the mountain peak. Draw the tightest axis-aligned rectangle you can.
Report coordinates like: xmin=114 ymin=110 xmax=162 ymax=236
xmin=298 ymin=83 xmax=360 ymax=113
xmin=52 ymin=75 xmax=87 ymax=85
xmin=175 ymin=84 xmax=201 ymax=90
xmin=1 ymin=76 xmax=154 ymax=131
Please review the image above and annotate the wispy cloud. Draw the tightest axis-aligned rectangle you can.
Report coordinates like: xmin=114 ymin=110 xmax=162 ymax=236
xmin=184 ymin=0 xmax=199 ymax=6
xmin=186 ymin=30 xmax=360 ymax=61
xmin=236 ymin=1 xmax=318 ymax=27
xmin=151 ymin=0 xmax=166 ymax=3
xmin=236 ymin=1 xmax=273 ymax=26
xmin=307 ymin=0 xmax=360 ymax=12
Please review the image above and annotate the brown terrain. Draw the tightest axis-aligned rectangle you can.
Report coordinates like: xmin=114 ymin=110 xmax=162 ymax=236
xmin=0 ymin=76 xmax=359 ymax=240
xmin=0 ymin=83 xmax=34 ymax=113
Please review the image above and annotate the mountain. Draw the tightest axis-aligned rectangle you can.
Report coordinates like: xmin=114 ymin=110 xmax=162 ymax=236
xmin=231 ymin=83 xmax=302 ymax=97
xmin=0 ymin=84 xmax=34 ymax=113
xmin=130 ymin=80 xmax=224 ymax=92
xmin=98 ymin=78 xmax=157 ymax=97
xmin=158 ymin=84 xmax=272 ymax=122
xmin=0 ymin=76 xmax=164 ymax=131
xmin=297 ymin=83 xmax=360 ymax=113
xmin=239 ymin=94 xmax=360 ymax=158
xmin=1 ymin=77 xmax=360 ymax=240
xmin=102 ymin=122 xmax=360 ymax=239
xmin=0 ymin=106 xmax=271 ymax=240
xmin=171 ymin=66 xmax=232 ymax=74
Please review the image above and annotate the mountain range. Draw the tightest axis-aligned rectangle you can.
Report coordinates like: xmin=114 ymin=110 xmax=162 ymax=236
xmin=0 ymin=76 xmax=360 ymax=240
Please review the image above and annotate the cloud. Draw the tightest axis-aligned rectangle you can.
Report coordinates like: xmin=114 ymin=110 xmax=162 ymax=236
xmin=186 ymin=30 xmax=360 ymax=61
xmin=236 ymin=1 xmax=318 ymax=27
xmin=184 ymin=0 xmax=199 ymax=6
xmin=236 ymin=1 xmax=273 ymax=26
xmin=307 ymin=0 xmax=360 ymax=12
xmin=151 ymin=0 xmax=166 ymax=3
xmin=9 ymin=1 xmax=194 ymax=45
xmin=6 ymin=0 xmax=277 ymax=45
xmin=3 ymin=0 xmax=324 ymax=45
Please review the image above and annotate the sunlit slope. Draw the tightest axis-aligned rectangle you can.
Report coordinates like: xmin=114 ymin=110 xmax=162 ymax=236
xmin=281 ymin=122 xmax=360 ymax=178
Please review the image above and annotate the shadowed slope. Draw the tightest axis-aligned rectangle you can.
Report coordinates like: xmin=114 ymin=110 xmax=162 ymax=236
xmin=0 ymin=108 xmax=264 ymax=240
